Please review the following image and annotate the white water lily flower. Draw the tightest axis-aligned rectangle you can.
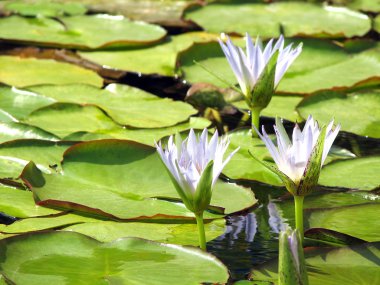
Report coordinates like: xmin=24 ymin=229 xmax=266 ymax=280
xmin=255 ymin=116 xmax=340 ymax=195
xmin=219 ymin=33 xmax=302 ymax=98
xmin=156 ymin=129 xmax=238 ymax=213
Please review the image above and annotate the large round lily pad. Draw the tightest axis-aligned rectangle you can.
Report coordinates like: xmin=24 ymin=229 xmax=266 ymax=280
xmin=297 ymin=90 xmax=380 ymax=138
xmin=0 ymin=122 xmax=59 ymax=143
xmin=0 ymin=56 xmax=103 ymax=88
xmin=79 ymin=32 xmax=218 ymax=76
xmin=319 ymin=156 xmax=380 ymax=190
xmin=185 ymin=2 xmax=370 ymax=38
xmin=0 ymin=15 xmax=166 ymax=49
xmin=21 ymin=139 xmax=257 ymax=220
xmin=251 ymin=242 xmax=380 ymax=285
xmin=0 ymin=231 xmax=229 ymax=285
xmin=178 ymin=38 xmax=380 ymax=94
xmin=28 ymin=84 xmax=198 ymax=128
xmin=222 ymin=129 xmax=283 ymax=186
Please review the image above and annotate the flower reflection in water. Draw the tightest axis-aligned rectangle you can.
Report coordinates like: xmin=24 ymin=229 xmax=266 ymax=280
xmin=216 ymin=213 xmax=257 ymax=244
xmin=267 ymin=200 xmax=288 ymax=234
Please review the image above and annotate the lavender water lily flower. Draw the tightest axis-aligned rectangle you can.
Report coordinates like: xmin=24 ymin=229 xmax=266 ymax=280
xmin=156 ymin=129 xmax=238 ymax=250
xmin=219 ymin=33 xmax=302 ymax=133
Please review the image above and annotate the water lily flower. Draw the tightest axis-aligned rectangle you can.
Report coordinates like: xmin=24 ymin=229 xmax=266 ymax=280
xmin=278 ymin=228 xmax=308 ymax=285
xmin=156 ymin=129 xmax=238 ymax=250
xmin=253 ymin=116 xmax=340 ymax=240
xmin=219 ymin=33 xmax=302 ymax=133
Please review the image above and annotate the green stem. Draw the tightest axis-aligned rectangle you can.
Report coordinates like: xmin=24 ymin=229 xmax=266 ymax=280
xmin=251 ymin=108 xmax=261 ymax=137
xmin=195 ymin=212 xmax=207 ymax=251
xmin=294 ymin=195 xmax=305 ymax=243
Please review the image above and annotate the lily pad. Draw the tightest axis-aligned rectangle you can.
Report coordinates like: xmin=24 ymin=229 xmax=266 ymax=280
xmin=251 ymin=242 xmax=380 ymax=285
xmin=185 ymin=2 xmax=370 ymax=38
xmin=0 ymin=56 xmax=103 ymax=88
xmin=0 ymin=185 xmax=60 ymax=218
xmin=307 ymin=203 xmax=380 ymax=242
xmin=24 ymin=103 xmax=119 ymax=138
xmin=21 ymin=139 xmax=257 ymax=220
xmin=0 ymin=15 xmax=166 ymax=49
xmin=222 ymin=129 xmax=283 ymax=186
xmin=0 ymin=122 xmax=59 ymax=143
xmin=64 ymin=117 xmax=211 ymax=146
xmin=0 ymin=231 xmax=229 ymax=285
xmin=79 ymin=32 xmax=218 ymax=76
xmin=4 ymin=0 xmax=87 ymax=17
xmin=233 ymin=95 xmax=303 ymax=122
xmin=0 ymin=156 xmax=30 ymax=179
xmin=28 ymin=84 xmax=198 ymax=128
xmin=0 ymin=213 xmax=225 ymax=246
xmin=0 ymin=139 xmax=75 ymax=172
xmin=0 ymin=86 xmax=54 ymax=120
xmin=297 ymin=90 xmax=380 ymax=138
xmin=319 ymin=157 xmax=380 ymax=190
xmin=178 ymin=38 xmax=380 ymax=94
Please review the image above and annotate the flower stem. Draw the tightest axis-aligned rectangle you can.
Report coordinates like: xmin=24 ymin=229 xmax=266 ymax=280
xmin=251 ymin=108 xmax=261 ymax=137
xmin=195 ymin=212 xmax=207 ymax=251
xmin=294 ymin=195 xmax=305 ymax=243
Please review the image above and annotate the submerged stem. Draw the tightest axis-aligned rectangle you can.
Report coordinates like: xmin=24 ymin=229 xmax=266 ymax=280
xmin=251 ymin=108 xmax=261 ymax=137
xmin=294 ymin=195 xmax=305 ymax=243
xmin=195 ymin=212 xmax=207 ymax=251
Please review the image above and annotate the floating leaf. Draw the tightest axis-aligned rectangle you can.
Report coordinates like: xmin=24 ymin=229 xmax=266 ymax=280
xmin=21 ymin=139 xmax=256 ymax=220
xmin=251 ymin=242 xmax=380 ymax=285
xmin=64 ymin=117 xmax=210 ymax=146
xmin=28 ymin=84 xmax=198 ymax=128
xmin=0 ymin=15 xmax=166 ymax=49
xmin=0 ymin=231 xmax=229 ymax=284
xmin=319 ymin=157 xmax=380 ymax=190
xmin=0 ymin=185 xmax=61 ymax=218
xmin=24 ymin=103 xmax=119 ymax=138
xmin=0 ymin=213 xmax=225 ymax=246
xmin=307 ymin=203 xmax=380 ymax=242
xmin=0 ymin=86 xmax=54 ymax=120
xmin=0 ymin=56 xmax=103 ymax=88
xmin=178 ymin=38 xmax=379 ymax=94
xmin=79 ymin=32 xmax=218 ymax=76
xmin=0 ymin=122 xmax=59 ymax=143
xmin=185 ymin=2 xmax=370 ymax=38
xmin=4 ymin=0 xmax=87 ymax=17
xmin=233 ymin=95 xmax=303 ymax=122
xmin=222 ymin=129 xmax=283 ymax=186
xmin=297 ymin=90 xmax=380 ymax=138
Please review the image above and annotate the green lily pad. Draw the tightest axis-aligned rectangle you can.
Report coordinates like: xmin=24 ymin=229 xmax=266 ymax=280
xmin=307 ymin=203 xmax=380 ymax=242
xmin=0 ymin=185 xmax=60 ymax=218
xmin=0 ymin=231 xmax=229 ymax=285
xmin=222 ymin=129 xmax=283 ymax=186
xmin=0 ymin=122 xmax=59 ymax=143
xmin=0 ymin=110 xmax=17 ymax=123
xmin=374 ymin=15 xmax=380 ymax=33
xmin=21 ymin=139 xmax=257 ymax=220
xmin=277 ymin=55 xmax=380 ymax=94
xmin=178 ymin=38 xmax=379 ymax=94
xmin=24 ymin=103 xmax=119 ymax=138
xmin=0 ymin=213 xmax=225 ymax=246
xmin=297 ymin=90 xmax=380 ymax=138
xmin=4 ymin=0 xmax=87 ymax=17
xmin=0 ymin=139 xmax=75 ymax=172
xmin=0 ymin=156 xmax=30 ymax=179
xmin=233 ymin=95 xmax=303 ymax=122
xmin=340 ymin=0 xmax=380 ymax=12
xmin=319 ymin=157 xmax=380 ymax=190
xmin=0 ymin=86 xmax=54 ymax=120
xmin=64 ymin=117 xmax=211 ymax=146
xmin=28 ymin=84 xmax=198 ymax=128
xmin=0 ymin=56 xmax=103 ymax=88
xmin=79 ymin=32 xmax=218 ymax=76
xmin=251 ymin=242 xmax=380 ymax=285
xmin=185 ymin=2 xmax=370 ymax=38
xmin=0 ymin=15 xmax=166 ymax=49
